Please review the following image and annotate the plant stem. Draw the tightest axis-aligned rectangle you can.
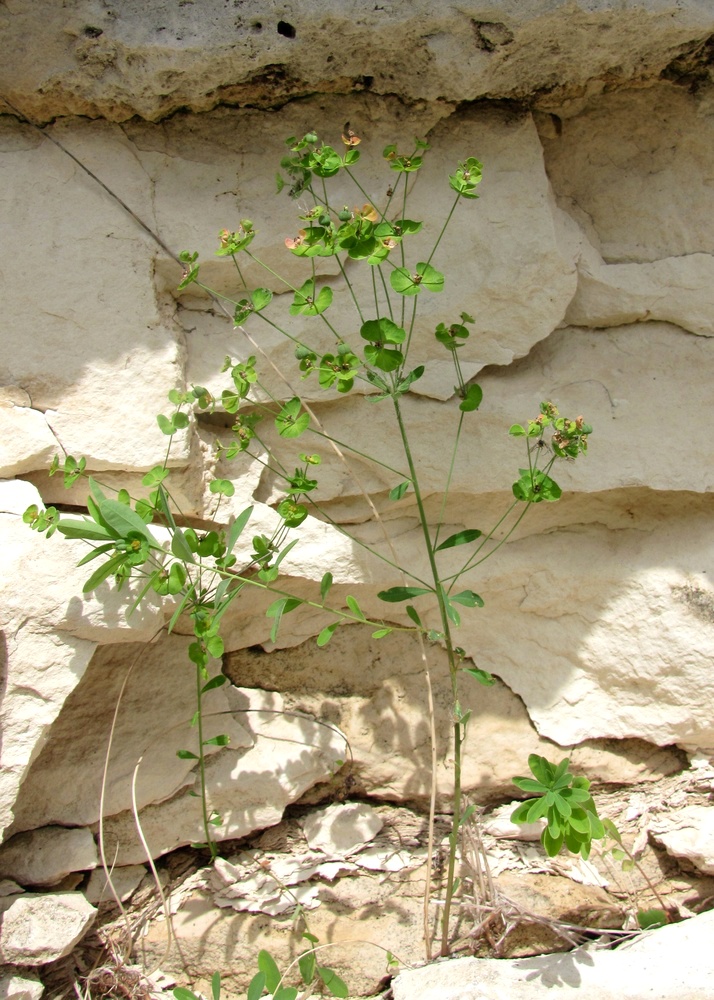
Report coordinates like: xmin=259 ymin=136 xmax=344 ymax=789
xmin=392 ymin=396 xmax=462 ymax=954
xmin=194 ymin=647 xmax=217 ymax=860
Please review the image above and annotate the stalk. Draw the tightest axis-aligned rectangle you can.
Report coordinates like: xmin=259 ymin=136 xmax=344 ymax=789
xmin=392 ymin=397 xmax=463 ymax=954
xmin=194 ymin=645 xmax=217 ymax=860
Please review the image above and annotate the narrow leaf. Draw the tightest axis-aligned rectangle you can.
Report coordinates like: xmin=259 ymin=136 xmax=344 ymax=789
xmin=377 ymin=586 xmax=431 ymax=602
xmin=435 ymin=529 xmax=482 ymax=551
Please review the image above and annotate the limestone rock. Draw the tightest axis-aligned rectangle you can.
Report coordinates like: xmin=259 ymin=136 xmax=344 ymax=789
xmin=98 ymin=687 xmax=347 ymax=864
xmin=0 ymin=973 xmax=44 ymax=1000
xmin=0 ymin=826 xmax=97 ymax=886
xmin=651 ymin=806 xmax=714 ymax=875
xmin=2 ymin=2 xmax=713 ymax=122
xmin=0 ymin=892 xmax=96 ymax=966
xmin=542 ymin=83 xmax=714 ymax=263
xmin=0 ymin=117 xmax=187 ymax=471
xmin=392 ymin=909 xmax=714 ymax=1000
xmin=7 ymin=635 xmax=253 ymax=833
xmin=0 ymin=398 xmax=59 ymax=477
xmin=84 ymin=864 xmax=146 ymax=905
xmin=301 ymin=802 xmax=383 ymax=856
xmin=565 ymin=247 xmax=714 ymax=338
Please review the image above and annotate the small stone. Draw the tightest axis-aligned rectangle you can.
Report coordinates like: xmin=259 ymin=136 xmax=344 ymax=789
xmin=84 ymin=864 xmax=146 ymax=904
xmin=0 ymin=892 xmax=97 ymax=966
xmin=0 ymin=972 xmax=44 ymax=1000
xmin=301 ymin=802 xmax=383 ymax=856
xmin=0 ymin=826 xmax=97 ymax=886
xmin=651 ymin=805 xmax=714 ymax=874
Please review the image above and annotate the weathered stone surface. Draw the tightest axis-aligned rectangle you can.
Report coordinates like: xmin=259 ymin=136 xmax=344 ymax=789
xmin=651 ymin=805 xmax=714 ymax=875
xmin=0 ymin=892 xmax=96 ymax=966
xmin=393 ymin=909 xmax=714 ymax=1000
xmin=6 ymin=635 xmax=253 ymax=833
xmin=0 ymin=826 xmax=97 ymax=886
xmin=0 ymin=972 xmax=44 ymax=1000
xmin=301 ymin=802 xmax=383 ymax=856
xmin=2 ymin=2 xmax=713 ymax=122
xmin=0 ymin=393 xmax=60 ymax=478
xmin=99 ymin=688 xmax=346 ymax=865
xmin=84 ymin=863 xmax=146 ymax=905
xmin=565 ymin=243 xmax=714 ymax=337
xmin=225 ymin=625 xmax=687 ymax=804
xmin=542 ymin=83 xmax=714 ymax=263
xmin=0 ymin=116 xmax=187 ymax=472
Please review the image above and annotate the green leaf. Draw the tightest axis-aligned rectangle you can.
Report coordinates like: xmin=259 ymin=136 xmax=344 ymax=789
xmin=99 ymin=500 xmax=158 ymax=545
xmin=317 ymin=622 xmax=340 ymax=646
xmin=512 ymin=777 xmax=549 ymax=794
xmin=389 ymin=481 xmax=410 ymax=501
xmin=450 ymin=590 xmax=484 ymax=608
xmin=459 ymin=383 xmax=483 ymax=412
xmin=201 ymin=674 xmax=227 ymax=694
xmin=320 ymin=571 xmax=333 ymax=601
xmin=205 ymin=635 xmax=225 ymax=659
xmin=316 ymin=967 xmax=349 ymax=999
xmin=299 ymin=951 xmax=316 ymax=984
xmin=176 ymin=749 xmax=199 ymax=760
xmin=509 ymin=424 xmax=526 ymax=437
xmin=637 ymin=908 xmax=667 ymax=930
xmin=209 ymin=478 xmax=235 ymax=497
xmin=203 ymin=734 xmax=230 ymax=747
xmin=157 ymin=413 xmax=175 ymax=435
xmin=211 ymin=973 xmax=221 ymax=1000
xmin=82 ymin=552 xmax=127 ymax=593
xmin=173 ymin=989 xmax=199 ymax=1000
xmin=266 ymin=597 xmax=302 ymax=643
xmin=510 ymin=800 xmax=535 ymax=825
xmin=290 ymin=279 xmax=333 ymax=316
xmin=252 ymin=287 xmax=273 ymax=311
xmin=364 ymin=343 xmax=403 ymax=372
xmin=171 ymin=527 xmax=196 ymax=563
xmin=435 ymin=529 xmax=482 ymax=551
xmin=359 ymin=318 xmax=406 ymax=344
xmin=226 ymin=506 xmax=253 ymax=555
xmin=142 ymin=465 xmax=170 ymax=487
xmin=462 ymin=666 xmax=495 ymax=686
xmin=273 ymin=989 xmax=298 ymax=1000
xmin=258 ymin=949 xmax=282 ymax=990
xmin=246 ymin=972 xmax=266 ymax=1000
xmin=346 ymin=595 xmax=365 ymax=620
xmin=371 ymin=628 xmax=393 ymax=638
xmin=276 ymin=397 xmax=310 ymax=438
xmin=76 ymin=542 xmax=115 ymax=566
xmin=406 ymin=605 xmax=422 ymax=627
xmin=377 ymin=586 xmax=431 ymax=603
xmin=88 ymin=477 xmax=108 ymax=503
xmin=57 ymin=518 xmax=114 ymax=542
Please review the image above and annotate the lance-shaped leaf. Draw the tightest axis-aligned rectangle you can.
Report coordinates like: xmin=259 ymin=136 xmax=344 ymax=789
xmin=435 ymin=529 xmax=482 ymax=551
xmin=377 ymin=586 xmax=432 ymax=602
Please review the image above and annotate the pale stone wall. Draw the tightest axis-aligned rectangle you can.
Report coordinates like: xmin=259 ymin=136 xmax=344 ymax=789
xmin=1 ymin=0 xmax=713 ymax=878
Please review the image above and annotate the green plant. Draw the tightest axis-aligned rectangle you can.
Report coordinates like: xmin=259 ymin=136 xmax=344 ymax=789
xmin=510 ymin=754 xmax=606 ymax=859
xmin=26 ymin=128 xmax=592 ymax=962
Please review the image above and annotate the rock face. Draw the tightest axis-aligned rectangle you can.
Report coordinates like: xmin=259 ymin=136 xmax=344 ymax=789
xmin=1 ymin=0 xmax=714 ymax=983
xmin=392 ymin=908 xmax=714 ymax=1000
xmin=0 ymin=893 xmax=97 ymax=966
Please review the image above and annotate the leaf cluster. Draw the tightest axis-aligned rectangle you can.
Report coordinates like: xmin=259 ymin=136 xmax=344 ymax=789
xmin=511 ymin=755 xmax=605 ymax=859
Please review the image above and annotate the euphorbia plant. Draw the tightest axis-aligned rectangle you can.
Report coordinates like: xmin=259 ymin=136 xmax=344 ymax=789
xmin=25 ymin=127 xmax=593 ymax=962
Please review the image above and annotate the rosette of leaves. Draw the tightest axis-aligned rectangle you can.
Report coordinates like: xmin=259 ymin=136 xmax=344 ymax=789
xmin=511 ymin=755 xmax=605 ymax=859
